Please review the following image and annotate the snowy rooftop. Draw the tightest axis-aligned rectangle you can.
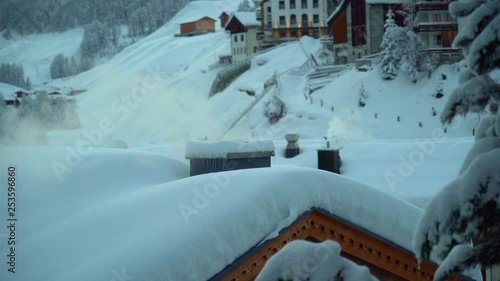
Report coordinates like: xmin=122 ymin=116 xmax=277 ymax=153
xmin=0 ymin=82 xmax=22 ymax=100
xmin=231 ymin=12 xmax=261 ymax=27
xmin=185 ymin=140 xmax=275 ymax=158
xmin=0 ymin=145 xmax=430 ymax=281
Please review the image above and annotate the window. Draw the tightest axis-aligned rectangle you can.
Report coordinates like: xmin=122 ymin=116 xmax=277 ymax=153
xmin=433 ymin=14 xmax=442 ymax=22
xmin=267 ymin=6 xmax=271 ymax=13
xmin=234 ymin=35 xmax=238 ymax=42
xmin=290 ymin=0 xmax=296 ymax=9
xmin=279 ymin=1 xmax=285 ymax=9
xmin=443 ymin=14 xmax=451 ymax=22
xmin=290 ymin=14 xmax=297 ymax=25
xmin=302 ymin=14 xmax=308 ymax=27
xmin=313 ymin=0 xmax=319 ymax=8
xmin=241 ymin=34 xmax=244 ymax=41
xmin=313 ymin=14 xmax=319 ymax=24
xmin=436 ymin=34 xmax=442 ymax=45
xmin=301 ymin=0 xmax=307 ymax=9
xmin=279 ymin=16 xmax=286 ymax=25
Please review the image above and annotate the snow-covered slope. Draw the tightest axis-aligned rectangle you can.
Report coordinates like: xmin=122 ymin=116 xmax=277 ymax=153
xmin=0 ymin=28 xmax=84 ymax=82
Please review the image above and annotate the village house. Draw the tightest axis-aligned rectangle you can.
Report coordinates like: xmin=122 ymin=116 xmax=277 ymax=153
xmin=225 ymin=12 xmax=261 ymax=63
xmin=326 ymin=0 xmax=460 ymax=64
xmin=179 ymin=16 xmax=216 ymax=36
xmin=255 ymin=0 xmax=336 ymax=46
xmin=219 ymin=11 xmax=230 ymax=28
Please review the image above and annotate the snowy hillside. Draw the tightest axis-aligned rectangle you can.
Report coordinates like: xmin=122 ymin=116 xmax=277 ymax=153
xmin=0 ymin=28 xmax=84 ymax=82
xmin=0 ymin=0 xmax=485 ymax=146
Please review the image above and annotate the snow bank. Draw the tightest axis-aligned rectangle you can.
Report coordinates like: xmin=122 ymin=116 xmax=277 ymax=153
xmin=185 ymin=139 xmax=275 ymax=158
xmin=256 ymin=240 xmax=378 ymax=281
xmin=0 ymin=147 xmax=421 ymax=281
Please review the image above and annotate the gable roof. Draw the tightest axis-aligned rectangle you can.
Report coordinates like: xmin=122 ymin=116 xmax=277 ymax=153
xmin=327 ymin=0 xmax=350 ymax=24
xmin=219 ymin=11 xmax=229 ymax=18
xmin=181 ymin=16 xmax=217 ymax=25
xmin=227 ymin=12 xmax=261 ymax=28
xmin=210 ymin=208 xmax=473 ymax=281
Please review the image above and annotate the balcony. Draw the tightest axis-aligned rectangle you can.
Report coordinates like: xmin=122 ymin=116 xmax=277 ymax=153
xmin=416 ymin=1 xmax=453 ymax=11
xmin=416 ymin=22 xmax=458 ymax=32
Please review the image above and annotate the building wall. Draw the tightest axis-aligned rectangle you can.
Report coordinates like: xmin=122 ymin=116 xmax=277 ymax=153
xmin=246 ymin=27 xmax=260 ymax=56
xmin=195 ymin=19 xmax=215 ymax=32
xmin=232 ymin=32 xmax=248 ymax=63
xmin=231 ymin=27 xmax=259 ymax=63
xmin=368 ymin=4 xmax=384 ymax=54
xmin=267 ymin=0 xmax=328 ymax=39
xmin=486 ymin=266 xmax=500 ymax=281
xmin=180 ymin=22 xmax=197 ymax=34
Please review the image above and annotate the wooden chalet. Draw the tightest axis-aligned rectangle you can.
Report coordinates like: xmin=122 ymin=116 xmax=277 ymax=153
xmin=219 ymin=11 xmax=230 ymax=28
xmin=180 ymin=16 xmax=216 ymax=36
xmin=210 ymin=208 xmax=473 ymax=281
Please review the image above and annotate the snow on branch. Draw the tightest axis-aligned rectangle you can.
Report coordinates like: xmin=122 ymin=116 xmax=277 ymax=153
xmin=413 ymin=148 xmax=500 ymax=279
xmin=440 ymin=74 xmax=500 ymax=124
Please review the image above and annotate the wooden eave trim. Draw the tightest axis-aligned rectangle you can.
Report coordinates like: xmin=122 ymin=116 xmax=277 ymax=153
xmin=210 ymin=209 xmax=471 ymax=281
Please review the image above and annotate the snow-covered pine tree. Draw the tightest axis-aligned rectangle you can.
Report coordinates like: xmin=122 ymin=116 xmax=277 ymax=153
xmin=50 ymin=53 xmax=66 ymax=79
xmin=380 ymin=9 xmax=400 ymax=80
xmin=413 ymin=1 xmax=500 ymax=281
xmin=398 ymin=0 xmax=421 ymax=83
xmin=238 ymin=0 xmax=255 ymax=12
xmin=25 ymin=76 xmax=31 ymax=90
xmin=256 ymin=240 xmax=378 ymax=281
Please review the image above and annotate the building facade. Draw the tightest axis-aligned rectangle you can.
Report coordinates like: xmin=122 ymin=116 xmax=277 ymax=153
xmin=225 ymin=12 xmax=261 ymax=63
xmin=327 ymin=0 xmax=459 ymax=63
xmin=414 ymin=0 xmax=458 ymax=48
xmin=256 ymin=0 xmax=334 ymax=46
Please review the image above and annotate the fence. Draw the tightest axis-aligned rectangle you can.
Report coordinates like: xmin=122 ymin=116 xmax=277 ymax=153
xmin=208 ymin=40 xmax=300 ymax=97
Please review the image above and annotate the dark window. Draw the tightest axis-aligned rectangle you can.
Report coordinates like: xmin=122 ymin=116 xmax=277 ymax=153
xmin=302 ymin=14 xmax=308 ymax=27
xmin=301 ymin=0 xmax=307 ymax=9
xmin=241 ymin=34 xmax=244 ymax=41
xmin=279 ymin=1 xmax=285 ymax=9
xmin=436 ymin=34 xmax=442 ymax=45
xmin=290 ymin=0 xmax=296 ymax=9
xmin=234 ymin=35 xmax=238 ymax=42
xmin=313 ymin=14 xmax=319 ymax=23
xmin=279 ymin=16 xmax=286 ymax=25
xmin=313 ymin=0 xmax=319 ymax=8
xmin=267 ymin=6 xmax=271 ymax=12
xmin=291 ymin=14 xmax=297 ymax=25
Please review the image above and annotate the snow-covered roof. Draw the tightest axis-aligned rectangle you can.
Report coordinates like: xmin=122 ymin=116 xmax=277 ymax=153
xmin=185 ymin=140 xmax=275 ymax=158
xmin=181 ymin=16 xmax=217 ymax=24
xmin=230 ymin=12 xmax=261 ymax=27
xmin=0 ymin=82 xmax=23 ymax=100
xmin=3 ymin=145 xmax=427 ymax=281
